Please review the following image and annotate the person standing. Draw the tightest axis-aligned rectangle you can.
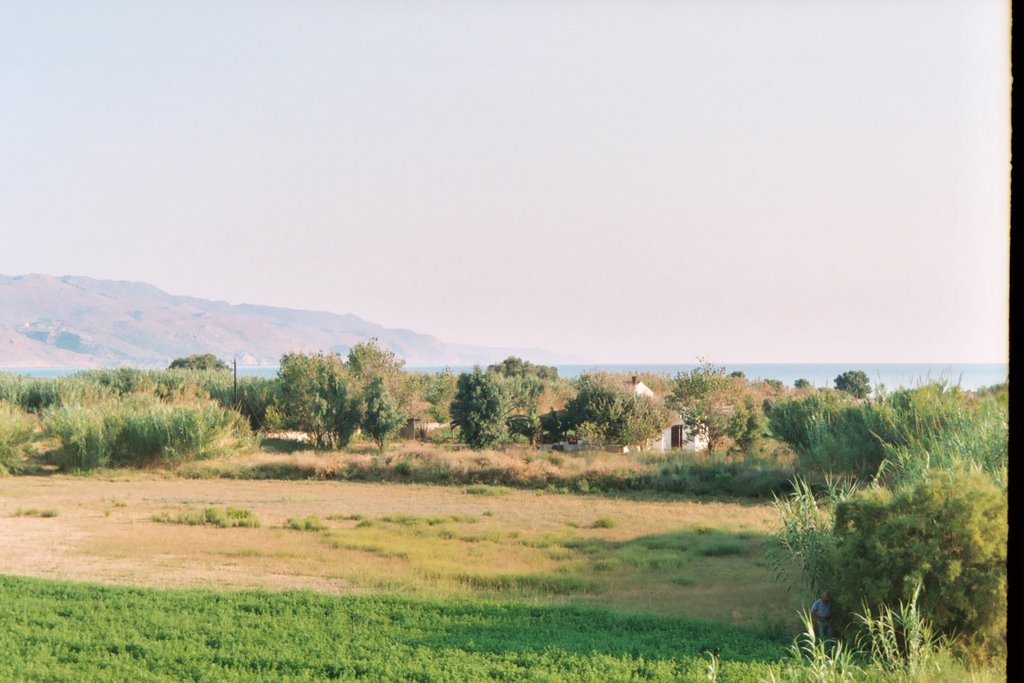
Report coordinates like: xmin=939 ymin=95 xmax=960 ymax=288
xmin=811 ymin=591 xmax=833 ymax=640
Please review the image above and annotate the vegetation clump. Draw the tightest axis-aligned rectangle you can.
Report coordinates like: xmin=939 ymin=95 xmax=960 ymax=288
xmin=44 ymin=397 xmax=255 ymax=470
xmin=152 ymin=506 xmax=260 ymax=528
xmin=13 ymin=507 xmax=59 ymax=518
xmin=168 ymin=354 xmax=230 ymax=372
xmin=286 ymin=515 xmax=328 ymax=532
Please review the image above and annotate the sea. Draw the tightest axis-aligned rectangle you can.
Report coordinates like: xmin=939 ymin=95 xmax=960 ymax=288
xmin=2 ymin=363 xmax=1009 ymax=391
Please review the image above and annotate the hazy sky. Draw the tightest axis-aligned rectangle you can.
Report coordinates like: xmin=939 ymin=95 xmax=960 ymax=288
xmin=0 ymin=1 xmax=1010 ymax=363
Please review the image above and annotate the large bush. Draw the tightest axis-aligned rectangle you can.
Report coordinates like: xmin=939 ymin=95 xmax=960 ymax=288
xmin=830 ymin=469 xmax=1006 ymax=655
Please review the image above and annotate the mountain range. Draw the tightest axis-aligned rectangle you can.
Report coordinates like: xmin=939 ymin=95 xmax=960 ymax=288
xmin=0 ymin=274 xmax=577 ymax=369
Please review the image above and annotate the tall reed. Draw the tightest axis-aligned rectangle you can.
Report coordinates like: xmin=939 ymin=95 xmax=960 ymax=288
xmin=44 ymin=397 xmax=257 ymax=469
xmin=0 ymin=401 xmax=37 ymax=474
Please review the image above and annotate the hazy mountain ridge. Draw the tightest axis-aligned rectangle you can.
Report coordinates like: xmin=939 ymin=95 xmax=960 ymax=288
xmin=0 ymin=274 xmax=576 ymax=368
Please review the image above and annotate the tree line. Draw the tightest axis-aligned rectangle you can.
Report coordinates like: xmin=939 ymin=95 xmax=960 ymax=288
xmin=183 ymin=347 xmax=884 ymax=455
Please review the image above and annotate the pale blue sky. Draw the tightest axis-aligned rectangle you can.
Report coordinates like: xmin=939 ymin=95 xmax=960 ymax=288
xmin=0 ymin=1 xmax=1010 ymax=363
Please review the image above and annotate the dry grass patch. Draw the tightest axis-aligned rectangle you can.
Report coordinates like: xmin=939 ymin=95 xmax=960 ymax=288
xmin=0 ymin=476 xmax=798 ymax=626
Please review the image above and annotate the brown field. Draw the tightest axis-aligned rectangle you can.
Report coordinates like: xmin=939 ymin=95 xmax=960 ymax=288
xmin=0 ymin=475 xmax=800 ymax=628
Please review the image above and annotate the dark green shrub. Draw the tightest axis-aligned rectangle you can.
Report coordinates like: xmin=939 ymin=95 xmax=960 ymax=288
xmin=830 ymin=469 xmax=1007 ymax=655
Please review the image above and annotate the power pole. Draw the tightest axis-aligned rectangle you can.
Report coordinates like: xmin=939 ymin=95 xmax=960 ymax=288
xmin=233 ymin=356 xmax=238 ymax=407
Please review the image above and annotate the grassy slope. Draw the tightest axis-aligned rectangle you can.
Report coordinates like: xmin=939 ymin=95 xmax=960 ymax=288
xmin=0 ymin=575 xmax=788 ymax=682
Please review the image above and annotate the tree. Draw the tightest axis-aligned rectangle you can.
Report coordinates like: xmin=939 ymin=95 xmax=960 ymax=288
xmin=540 ymin=409 xmax=564 ymax=444
xmin=168 ymin=353 xmax=229 ymax=372
xmin=362 ymin=377 xmax=405 ymax=450
xmin=450 ymin=369 xmax=507 ymax=449
xmin=563 ymin=375 xmax=622 ymax=443
xmin=347 ymin=338 xmax=417 ymax=417
xmin=563 ymin=374 xmax=670 ymax=449
xmin=276 ymin=352 xmax=359 ymax=449
xmin=502 ymin=374 xmax=546 ymax=444
xmin=667 ymin=360 xmax=743 ymax=456
xmin=487 ymin=356 xmax=559 ymax=381
xmin=423 ymin=368 xmax=458 ymax=423
xmin=346 ymin=338 xmax=405 ymax=379
xmin=834 ymin=370 xmax=871 ymax=399
xmin=794 ymin=378 xmax=812 ymax=390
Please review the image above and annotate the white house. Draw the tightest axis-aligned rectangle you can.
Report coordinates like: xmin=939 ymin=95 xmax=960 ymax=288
xmin=624 ymin=376 xmax=708 ymax=452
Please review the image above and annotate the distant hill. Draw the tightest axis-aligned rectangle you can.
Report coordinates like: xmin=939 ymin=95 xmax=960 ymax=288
xmin=0 ymin=274 xmax=577 ymax=369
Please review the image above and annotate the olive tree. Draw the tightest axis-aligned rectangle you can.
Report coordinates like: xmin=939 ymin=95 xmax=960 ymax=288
xmin=276 ymin=352 xmax=359 ymax=448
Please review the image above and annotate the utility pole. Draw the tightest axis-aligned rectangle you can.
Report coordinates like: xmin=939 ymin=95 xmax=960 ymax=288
xmin=233 ymin=356 xmax=238 ymax=407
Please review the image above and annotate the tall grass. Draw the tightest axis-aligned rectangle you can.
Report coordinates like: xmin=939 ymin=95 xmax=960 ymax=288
xmin=766 ymin=588 xmax=997 ymax=683
xmin=44 ymin=397 xmax=257 ymax=469
xmin=0 ymin=401 xmax=37 ymax=474
xmin=765 ymin=382 xmax=1008 ymax=485
xmin=0 ymin=372 xmax=116 ymax=413
xmin=876 ymin=384 xmax=1008 ymax=488
xmin=765 ymin=476 xmax=855 ymax=600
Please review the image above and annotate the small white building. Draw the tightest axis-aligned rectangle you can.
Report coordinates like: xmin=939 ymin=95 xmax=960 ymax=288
xmin=624 ymin=376 xmax=708 ymax=452
xmin=655 ymin=416 xmax=708 ymax=452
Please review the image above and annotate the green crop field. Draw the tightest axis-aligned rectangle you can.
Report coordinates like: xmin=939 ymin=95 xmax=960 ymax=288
xmin=0 ymin=575 xmax=789 ymax=682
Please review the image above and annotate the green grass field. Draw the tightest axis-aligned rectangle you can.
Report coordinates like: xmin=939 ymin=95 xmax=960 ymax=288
xmin=0 ymin=575 xmax=789 ymax=682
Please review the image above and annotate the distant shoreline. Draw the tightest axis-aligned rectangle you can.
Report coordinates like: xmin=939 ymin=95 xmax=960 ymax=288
xmin=2 ymin=362 xmax=1008 ymax=391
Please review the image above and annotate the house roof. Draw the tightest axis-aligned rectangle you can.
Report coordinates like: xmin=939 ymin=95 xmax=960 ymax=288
xmin=624 ymin=377 xmax=656 ymax=398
